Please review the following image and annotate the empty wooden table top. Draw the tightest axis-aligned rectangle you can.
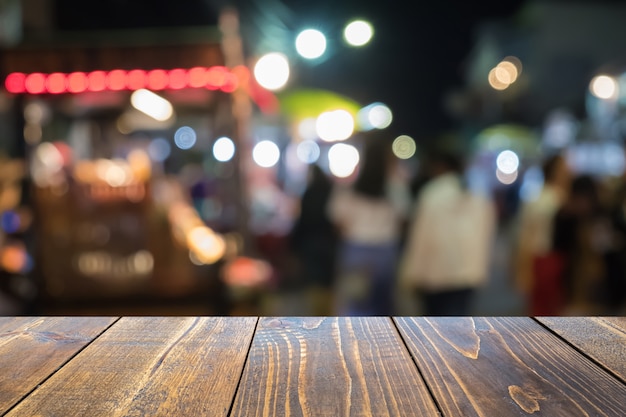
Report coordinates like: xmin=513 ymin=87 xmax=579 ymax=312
xmin=0 ymin=316 xmax=624 ymax=416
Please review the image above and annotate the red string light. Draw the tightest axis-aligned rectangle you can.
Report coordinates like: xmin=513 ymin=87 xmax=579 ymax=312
xmin=2 ymin=66 xmax=268 ymax=99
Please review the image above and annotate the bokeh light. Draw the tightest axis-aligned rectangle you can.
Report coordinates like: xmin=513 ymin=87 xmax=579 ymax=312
xmin=67 ymin=72 xmax=88 ymax=93
xmin=25 ymin=73 xmax=46 ymax=94
xmin=503 ymin=55 xmax=523 ymax=75
xmin=497 ymin=61 xmax=518 ymax=83
xmin=488 ymin=68 xmax=509 ymax=90
xmin=130 ymin=89 xmax=173 ymax=121
xmin=316 ymin=109 xmax=355 ymax=142
xmin=252 ymin=140 xmax=281 ymax=168
xmin=295 ymin=29 xmax=327 ymax=59
xmin=5 ymin=72 xmax=26 ymax=93
xmin=254 ymin=53 xmax=290 ymax=91
xmin=1 ymin=245 xmax=28 ymax=274
xmin=45 ymin=72 xmax=66 ymax=94
xmin=297 ymin=118 xmax=318 ymax=141
xmin=496 ymin=149 xmax=520 ymax=175
xmin=590 ymin=75 xmax=618 ymax=99
xmin=174 ymin=126 xmax=197 ymax=150
xmin=213 ymin=136 xmax=236 ymax=162
xmin=496 ymin=168 xmax=518 ymax=185
xmin=392 ymin=135 xmax=416 ymax=159
xmin=344 ymin=20 xmax=374 ymax=46
xmin=1 ymin=211 xmax=21 ymax=234
xmin=358 ymin=102 xmax=392 ymax=130
xmin=187 ymin=226 xmax=225 ymax=265
xmin=87 ymin=71 xmax=107 ymax=92
xmin=296 ymin=140 xmax=321 ymax=164
xmin=328 ymin=143 xmax=359 ymax=178
xmin=148 ymin=138 xmax=171 ymax=162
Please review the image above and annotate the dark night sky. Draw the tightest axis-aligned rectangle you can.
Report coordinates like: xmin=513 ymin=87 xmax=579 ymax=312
xmin=54 ymin=0 xmax=528 ymax=139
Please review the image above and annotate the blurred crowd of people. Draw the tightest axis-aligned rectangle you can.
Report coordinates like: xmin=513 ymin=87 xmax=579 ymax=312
xmin=514 ymin=152 xmax=626 ymax=316
xmin=288 ymin=139 xmax=626 ymax=316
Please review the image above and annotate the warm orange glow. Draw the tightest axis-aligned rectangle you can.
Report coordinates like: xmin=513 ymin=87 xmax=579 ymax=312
xmin=1 ymin=245 xmax=27 ymax=273
xmin=187 ymin=226 xmax=226 ymax=264
xmin=221 ymin=256 xmax=272 ymax=287
xmin=488 ymin=68 xmax=509 ymax=90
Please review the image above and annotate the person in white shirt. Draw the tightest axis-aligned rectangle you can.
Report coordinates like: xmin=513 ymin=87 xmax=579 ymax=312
xmin=399 ymin=150 xmax=496 ymax=315
xmin=328 ymin=139 xmax=410 ymax=315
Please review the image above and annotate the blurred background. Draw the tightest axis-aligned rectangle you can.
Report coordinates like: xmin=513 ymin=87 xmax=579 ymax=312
xmin=1 ymin=0 xmax=625 ymax=315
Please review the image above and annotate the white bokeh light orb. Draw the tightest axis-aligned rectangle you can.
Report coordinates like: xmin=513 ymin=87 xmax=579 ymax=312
xmin=496 ymin=149 xmax=520 ymax=175
xmin=316 ymin=110 xmax=355 ymax=142
xmin=254 ymin=53 xmax=290 ymax=91
xmin=590 ymin=75 xmax=618 ymax=99
xmin=213 ymin=137 xmax=236 ymax=162
xmin=368 ymin=103 xmax=393 ymax=129
xmin=295 ymin=29 xmax=327 ymax=59
xmin=344 ymin=20 xmax=374 ymax=47
xmin=252 ymin=140 xmax=281 ymax=168
xmin=328 ymin=143 xmax=359 ymax=178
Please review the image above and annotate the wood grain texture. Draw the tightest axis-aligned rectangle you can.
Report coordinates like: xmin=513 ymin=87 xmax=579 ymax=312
xmin=231 ymin=316 xmax=440 ymax=417
xmin=0 ymin=316 xmax=118 ymax=415
xmin=5 ymin=317 xmax=257 ymax=417
xmin=395 ymin=317 xmax=626 ymax=417
xmin=536 ymin=317 xmax=626 ymax=383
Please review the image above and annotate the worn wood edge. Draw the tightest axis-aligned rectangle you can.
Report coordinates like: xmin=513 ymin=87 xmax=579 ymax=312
xmin=0 ymin=316 xmax=121 ymax=415
xmin=535 ymin=316 xmax=626 ymax=384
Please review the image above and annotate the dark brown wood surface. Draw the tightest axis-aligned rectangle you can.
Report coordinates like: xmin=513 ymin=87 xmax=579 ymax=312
xmin=5 ymin=317 xmax=257 ymax=417
xmin=1 ymin=316 xmax=624 ymax=416
xmin=231 ymin=317 xmax=440 ymax=417
xmin=0 ymin=316 xmax=118 ymax=415
xmin=394 ymin=317 xmax=626 ymax=417
xmin=537 ymin=316 xmax=626 ymax=383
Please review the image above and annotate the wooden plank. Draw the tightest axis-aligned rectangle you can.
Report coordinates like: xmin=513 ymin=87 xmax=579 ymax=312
xmin=6 ymin=317 xmax=257 ymax=417
xmin=0 ymin=316 xmax=118 ymax=414
xmin=536 ymin=317 xmax=626 ymax=382
xmin=231 ymin=317 xmax=440 ymax=417
xmin=395 ymin=317 xmax=626 ymax=417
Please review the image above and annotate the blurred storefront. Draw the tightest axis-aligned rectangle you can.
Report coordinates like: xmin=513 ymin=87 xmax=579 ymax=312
xmin=0 ymin=10 xmax=260 ymax=314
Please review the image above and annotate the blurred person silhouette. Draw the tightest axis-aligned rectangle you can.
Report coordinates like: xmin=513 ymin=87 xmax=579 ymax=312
xmin=398 ymin=148 xmax=496 ymax=315
xmin=289 ymin=164 xmax=339 ymax=315
xmin=552 ymin=174 xmax=607 ymax=315
xmin=514 ymin=153 xmax=572 ymax=315
xmin=328 ymin=138 xmax=410 ymax=315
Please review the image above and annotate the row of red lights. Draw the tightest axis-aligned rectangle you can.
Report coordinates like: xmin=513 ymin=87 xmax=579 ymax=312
xmin=4 ymin=66 xmax=251 ymax=95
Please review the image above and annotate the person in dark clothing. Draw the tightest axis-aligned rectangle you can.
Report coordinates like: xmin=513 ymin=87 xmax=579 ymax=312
xmin=289 ymin=164 xmax=338 ymax=315
xmin=552 ymin=174 xmax=605 ymax=314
